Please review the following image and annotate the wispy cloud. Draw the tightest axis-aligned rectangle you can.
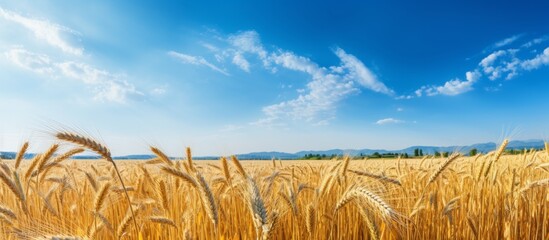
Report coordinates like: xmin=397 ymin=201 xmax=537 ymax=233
xmin=256 ymin=46 xmax=390 ymax=125
xmin=150 ymin=86 xmax=167 ymax=96
xmin=177 ymin=30 xmax=393 ymax=126
xmin=258 ymin=50 xmax=359 ymax=125
xmin=5 ymin=47 xmax=140 ymax=103
xmin=228 ymin=30 xmax=269 ymax=67
xmin=231 ymin=52 xmax=250 ymax=72
xmin=493 ymin=34 xmax=522 ymax=49
xmin=376 ymin=118 xmax=404 ymax=125
xmin=479 ymin=49 xmax=520 ymax=80
xmin=334 ymin=48 xmax=394 ymax=95
xmin=521 ymin=47 xmax=549 ymax=70
xmin=415 ymin=70 xmax=481 ymax=96
xmin=4 ymin=47 xmax=55 ymax=74
xmin=57 ymin=61 xmax=141 ymax=103
xmin=407 ymin=35 xmax=549 ymax=98
xmin=168 ymin=51 xmax=229 ymax=76
xmin=0 ymin=7 xmax=83 ymax=55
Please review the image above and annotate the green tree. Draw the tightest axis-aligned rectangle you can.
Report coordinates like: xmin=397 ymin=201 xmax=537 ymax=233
xmin=414 ymin=148 xmax=419 ymax=157
xmin=442 ymin=152 xmax=449 ymax=157
xmin=469 ymin=148 xmax=478 ymax=156
xmin=419 ymin=149 xmax=424 ymax=156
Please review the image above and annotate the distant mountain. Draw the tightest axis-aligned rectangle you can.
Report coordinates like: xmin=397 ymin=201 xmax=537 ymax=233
xmin=236 ymin=152 xmax=300 ymax=160
xmin=0 ymin=139 xmax=545 ymax=160
xmin=237 ymin=140 xmax=544 ymax=159
xmin=113 ymin=154 xmax=155 ymax=160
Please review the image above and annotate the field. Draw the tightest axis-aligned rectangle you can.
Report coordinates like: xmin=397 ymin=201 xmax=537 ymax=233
xmin=0 ymin=134 xmax=548 ymax=239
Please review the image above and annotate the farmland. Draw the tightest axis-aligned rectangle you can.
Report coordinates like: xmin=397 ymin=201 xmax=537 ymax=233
xmin=0 ymin=134 xmax=548 ymax=239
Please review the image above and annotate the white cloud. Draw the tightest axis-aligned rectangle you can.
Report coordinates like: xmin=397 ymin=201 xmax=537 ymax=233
xmin=271 ymin=51 xmax=320 ymax=75
xmin=375 ymin=118 xmax=404 ymax=125
xmin=521 ymin=37 xmax=548 ymax=48
xmin=4 ymin=47 xmax=140 ymax=103
xmin=255 ymin=46 xmax=396 ymax=125
xmin=258 ymin=51 xmax=359 ymax=124
xmin=410 ymin=36 xmax=549 ymax=98
xmin=415 ymin=70 xmax=481 ymax=96
xmin=57 ymin=61 xmax=141 ymax=103
xmin=334 ymin=48 xmax=394 ymax=95
xmin=465 ymin=70 xmax=482 ymax=82
xmin=201 ymin=43 xmax=219 ymax=52
xmin=150 ymin=86 xmax=167 ymax=96
xmin=435 ymin=78 xmax=474 ymax=96
xmin=521 ymin=47 xmax=549 ymax=70
xmin=396 ymin=95 xmax=414 ymax=99
xmin=479 ymin=50 xmax=506 ymax=69
xmin=478 ymin=50 xmax=521 ymax=80
xmin=228 ymin=31 xmax=268 ymax=60
xmin=168 ymin=51 xmax=229 ymax=76
xmin=4 ymin=47 xmax=54 ymax=74
xmin=0 ymin=7 xmax=83 ymax=55
xmin=232 ymin=52 xmax=250 ymax=72
xmin=493 ymin=35 xmax=521 ymax=49
xmin=396 ymin=107 xmax=404 ymax=112
xmin=173 ymin=30 xmax=394 ymax=125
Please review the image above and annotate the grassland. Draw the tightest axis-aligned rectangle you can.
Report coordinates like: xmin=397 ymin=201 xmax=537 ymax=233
xmin=0 ymin=134 xmax=548 ymax=239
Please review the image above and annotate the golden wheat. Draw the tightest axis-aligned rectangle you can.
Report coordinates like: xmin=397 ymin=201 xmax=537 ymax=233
xmin=0 ymin=139 xmax=546 ymax=239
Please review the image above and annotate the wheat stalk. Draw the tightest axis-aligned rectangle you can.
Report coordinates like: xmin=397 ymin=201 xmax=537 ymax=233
xmin=358 ymin=207 xmax=379 ymax=240
xmin=56 ymin=132 xmax=138 ymax=235
xmin=117 ymin=206 xmax=140 ymax=238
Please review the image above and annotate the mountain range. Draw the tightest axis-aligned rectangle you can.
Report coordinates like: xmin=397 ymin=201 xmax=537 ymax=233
xmin=0 ymin=139 xmax=545 ymax=160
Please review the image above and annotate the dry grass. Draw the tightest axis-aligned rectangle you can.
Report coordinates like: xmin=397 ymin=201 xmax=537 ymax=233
xmin=0 ymin=136 xmax=547 ymax=239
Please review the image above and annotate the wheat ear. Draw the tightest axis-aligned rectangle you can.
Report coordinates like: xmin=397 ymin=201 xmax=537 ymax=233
xmin=149 ymin=216 xmax=177 ymax=228
xmin=186 ymin=147 xmax=195 ymax=172
xmin=158 ymin=180 xmax=169 ymax=211
xmin=0 ymin=205 xmax=16 ymax=220
xmin=231 ymin=155 xmax=247 ymax=178
xmin=196 ymin=172 xmax=218 ymax=227
xmin=305 ymin=203 xmax=316 ymax=235
xmin=150 ymin=146 xmax=173 ymax=166
xmin=246 ymin=177 xmax=267 ymax=237
xmin=160 ymin=166 xmax=198 ymax=188
xmin=349 ymin=169 xmax=401 ymax=186
xmin=14 ymin=142 xmax=29 ymax=170
xmin=94 ymin=182 xmax=111 ymax=213
xmin=220 ymin=157 xmax=231 ymax=185
xmin=426 ymin=153 xmax=460 ymax=186
xmin=56 ymin=132 xmax=138 ymax=235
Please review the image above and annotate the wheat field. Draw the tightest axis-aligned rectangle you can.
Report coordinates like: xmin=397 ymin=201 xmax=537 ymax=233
xmin=0 ymin=133 xmax=548 ymax=239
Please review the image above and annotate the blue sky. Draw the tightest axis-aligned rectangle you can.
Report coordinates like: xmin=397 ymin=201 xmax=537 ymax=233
xmin=1 ymin=0 xmax=549 ymax=156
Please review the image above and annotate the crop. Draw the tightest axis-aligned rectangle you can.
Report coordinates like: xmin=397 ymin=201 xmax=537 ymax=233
xmin=0 ymin=135 xmax=547 ymax=239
